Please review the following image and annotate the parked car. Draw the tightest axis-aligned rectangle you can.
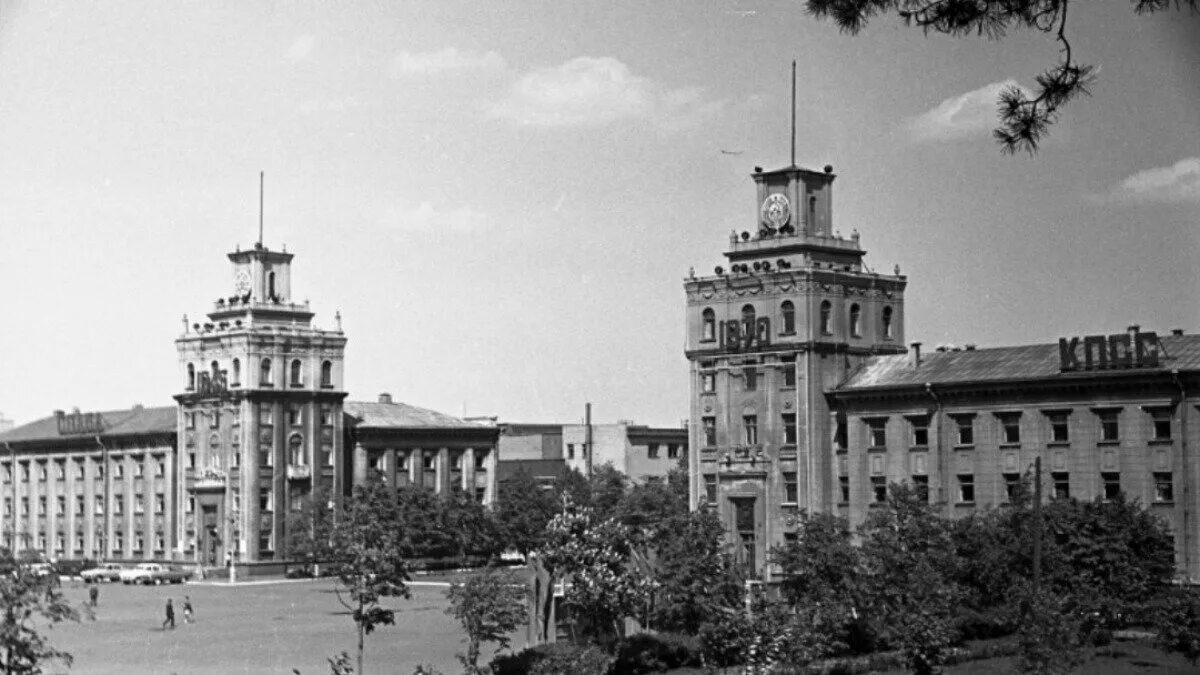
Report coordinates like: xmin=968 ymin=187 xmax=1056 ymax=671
xmin=81 ymin=563 xmax=126 ymax=583
xmin=118 ymin=563 xmax=190 ymax=585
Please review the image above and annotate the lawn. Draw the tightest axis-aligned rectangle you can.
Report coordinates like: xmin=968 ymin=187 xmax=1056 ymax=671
xmin=38 ymin=577 xmax=528 ymax=675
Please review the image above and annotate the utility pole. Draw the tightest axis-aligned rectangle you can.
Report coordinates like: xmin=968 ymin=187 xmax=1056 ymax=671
xmin=1033 ymin=456 xmax=1042 ymax=593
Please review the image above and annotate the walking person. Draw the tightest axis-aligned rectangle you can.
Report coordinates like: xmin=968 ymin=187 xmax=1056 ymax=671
xmin=183 ymin=595 xmax=193 ymax=624
xmin=88 ymin=584 xmax=98 ymax=608
xmin=162 ymin=598 xmax=175 ymax=630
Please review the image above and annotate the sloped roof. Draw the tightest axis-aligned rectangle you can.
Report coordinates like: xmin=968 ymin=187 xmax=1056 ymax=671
xmin=0 ymin=406 xmax=176 ymax=444
xmin=344 ymin=400 xmax=482 ymax=429
xmin=837 ymin=334 xmax=1200 ymax=392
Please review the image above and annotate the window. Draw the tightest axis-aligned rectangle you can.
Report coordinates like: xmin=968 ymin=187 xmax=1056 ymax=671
xmin=743 ymin=359 xmax=757 ymax=391
xmin=19 ymin=497 xmax=28 ymax=516
xmin=781 ymin=300 xmax=795 ymax=334
xmin=321 ymin=405 xmax=334 ymax=427
xmin=743 ymin=415 xmax=758 ymax=445
xmin=1047 ymin=412 xmax=1070 ymax=443
xmin=566 ymin=443 xmax=575 ymax=460
xmin=741 ymin=304 xmax=756 ymax=328
xmin=134 ymin=460 xmax=144 ymax=478
xmin=703 ymin=474 xmax=718 ymax=504
xmin=260 ymin=407 xmax=274 ymax=426
xmin=913 ymin=475 xmax=929 ymax=502
xmin=475 ymin=453 xmax=488 ymax=471
xmin=94 ymin=496 xmax=103 ymax=516
xmin=186 ymin=363 xmax=196 ymax=390
xmin=1155 ymin=472 xmax=1174 ymax=502
xmin=114 ymin=462 xmax=124 ymax=480
xmin=1 ymin=464 xmax=8 ymax=482
xmin=54 ymin=462 xmax=64 ymax=481
xmin=260 ymin=358 xmax=273 ymax=386
xmin=1150 ymin=409 xmax=1172 ymax=440
xmin=260 ymin=444 xmax=273 ymax=467
xmin=702 ymin=417 xmax=717 ymax=447
xmin=288 ymin=404 xmax=302 ymax=426
xmin=187 ymin=451 xmax=196 ymax=469
xmin=210 ymin=409 xmax=220 ymax=429
xmin=777 ymin=413 xmax=796 ymax=444
xmin=1097 ymin=410 xmax=1120 ymax=442
xmin=75 ymin=535 xmax=84 ymax=552
xmin=134 ymin=494 xmax=144 ymax=514
xmin=55 ymin=496 xmax=65 ymax=516
xmin=1102 ymin=472 xmax=1121 ymax=501
xmin=667 ymin=444 xmax=680 ymax=459
xmin=324 ymin=445 xmax=335 ymax=467
xmin=321 ymin=360 xmax=333 ymax=387
xmin=260 ymin=488 xmax=273 ymax=512
xmin=954 ymin=415 xmax=975 ymax=446
xmin=37 ymin=463 xmax=46 ymax=481
xmin=37 ymin=496 xmax=45 ymax=515
xmin=113 ymin=533 xmax=123 ymax=552
xmin=75 ymin=495 xmax=84 ymax=516
xmin=155 ymin=494 xmax=165 ymax=514
xmin=186 ymin=497 xmax=195 ymax=514
xmin=231 ymin=358 xmax=241 ymax=386
xmin=839 ymin=476 xmax=850 ymax=503
xmin=849 ymin=304 xmax=861 ymax=337
xmin=156 ymin=458 xmax=165 ymax=476
xmin=866 ymin=418 xmax=887 ymax=448
xmin=185 ymin=411 xmax=195 ymax=430
xmin=647 ymin=444 xmax=659 ymax=459
xmin=1001 ymin=473 xmax=1020 ymax=501
xmin=909 ymin=417 xmax=929 ymax=447
xmin=3 ymin=498 xmax=10 ymax=517
xmin=1052 ymin=472 xmax=1070 ymax=500
xmin=781 ymin=355 xmax=796 ymax=387
xmin=20 ymin=463 xmax=28 ymax=482
xmin=114 ymin=495 xmax=124 ymax=515
xmin=783 ymin=471 xmax=798 ymax=503
xmin=882 ymin=306 xmax=894 ymax=339
xmin=958 ymin=474 xmax=975 ymax=503
xmin=701 ymin=308 xmax=716 ymax=341
xmin=701 ymin=361 xmax=716 ymax=393
xmin=871 ymin=476 xmax=887 ymax=503
xmin=290 ymin=359 xmax=303 ymax=387
xmin=998 ymin=413 xmax=1021 ymax=445
xmin=819 ymin=300 xmax=832 ymax=334
xmin=155 ymin=535 xmax=165 ymax=551
xmin=134 ymin=533 xmax=144 ymax=552
xmin=423 ymin=452 xmax=436 ymax=471
xmin=74 ymin=461 xmax=84 ymax=480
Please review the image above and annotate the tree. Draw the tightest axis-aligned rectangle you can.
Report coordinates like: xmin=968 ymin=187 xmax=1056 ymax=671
xmin=804 ymin=0 xmax=1199 ymax=153
xmin=493 ymin=469 xmax=559 ymax=557
xmin=1153 ymin=589 xmax=1200 ymax=665
xmin=445 ymin=566 xmax=529 ymax=674
xmin=587 ymin=463 xmax=627 ymax=522
xmin=329 ymin=476 xmax=412 ymax=675
xmin=0 ymin=556 xmax=88 ymax=674
xmin=285 ymin=484 xmax=340 ymax=574
xmin=647 ymin=510 xmax=743 ymax=635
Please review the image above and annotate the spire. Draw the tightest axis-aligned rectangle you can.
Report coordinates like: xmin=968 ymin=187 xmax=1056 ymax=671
xmin=257 ymin=171 xmax=265 ymax=250
xmin=790 ymin=60 xmax=796 ymax=168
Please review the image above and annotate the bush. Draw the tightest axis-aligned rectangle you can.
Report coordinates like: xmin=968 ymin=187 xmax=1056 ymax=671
xmin=610 ymin=632 xmax=701 ymax=673
xmin=491 ymin=642 xmax=607 ymax=675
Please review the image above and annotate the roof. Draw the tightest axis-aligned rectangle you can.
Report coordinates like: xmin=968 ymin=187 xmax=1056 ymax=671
xmin=837 ymin=333 xmax=1200 ymax=392
xmin=0 ymin=406 xmax=176 ymax=444
xmin=344 ymin=400 xmax=483 ymax=429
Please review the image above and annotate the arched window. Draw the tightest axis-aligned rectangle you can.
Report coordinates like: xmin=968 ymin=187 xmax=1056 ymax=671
xmin=289 ymin=434 xmax=304 ymax=466
xmin=820 ymin=301 xmax=832 ymax=334
xmin=186 ymin=364 xmax=195 ymax=391
xmin=290 ymin=359 xmax=303 ymax=387
xmin=808 ymin=195 xmax=818 ymax=231
xmin=231 ymin=358 xmax=241 ymax=386
xmin=741 ymin=304 xmax=756 ymax=325
xmin=701 ymin=308 xmax=715 ymax=341
xmin=850 ymin=304 xmax=862 ymax=337
xmin=267 ymin=271 xmax=276 ymax=299
xmin=209 ymin=434 xmax=222 ymax=469
xmin=320 ymin=360 xmax=333 ymax=388
xmin=882 ymin=306 xmax=894 ymax=339
xmin=211 ymin=360 xmax=220 ymax=383
xmin=260 ymin=358 xmax=273 ymax=386
xmin=781 ymin=300 xmax=795 ymax=334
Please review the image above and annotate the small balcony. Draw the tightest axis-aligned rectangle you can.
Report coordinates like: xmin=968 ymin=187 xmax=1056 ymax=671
xmin=286 ymin=464 xmax=311 ymax=480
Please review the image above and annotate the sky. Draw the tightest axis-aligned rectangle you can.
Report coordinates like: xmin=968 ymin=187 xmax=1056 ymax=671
xmin=0 ymin=1 xmax=1198 ymax=429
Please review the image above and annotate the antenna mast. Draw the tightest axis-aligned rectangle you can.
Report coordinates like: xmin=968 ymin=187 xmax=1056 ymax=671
xmin=258 ymin=171 xmax=264 ymax=248
xmin=790 ymin=60 xmax=796 ymax=167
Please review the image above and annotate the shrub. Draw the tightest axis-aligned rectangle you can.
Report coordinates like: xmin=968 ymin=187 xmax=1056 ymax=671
xmin=610 ymin=632 xmax=701 ymax=673
xmin=491 ymin=642 xmax=604 ymax=675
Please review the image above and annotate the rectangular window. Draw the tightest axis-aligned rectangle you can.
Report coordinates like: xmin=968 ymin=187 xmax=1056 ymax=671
xmin=185 ymin=412 xmax=195 ymax=430
xmin=134 ymin=461 xmax=144 ymax=478
xmin=187 ymin=451 xmax=196 ymax=469
xmin=913 ymin=475 xmax=929 ymax=502
xmin=782 ymin=413 xmax=797 ymax=445
xmin=155 ymin=494 xmax=165 ymax=514
xmin=94 ymin=496 xmax=103 ymax=515
xmin=260 ymin=489 xmax=273 ymax=512
xmin=743 ymin=415 xmax=758 ymax=445
xmin=871 ymin=476 xmax=887 ymax=503
xmin=958 ymin=474 xmax=975 ymax=503
xmin=999 ymin=413 xmax=1021 ymax=444
xmin=702 ymin=417 xmax=717 ymax=447
xmin=288 ymin=405 xmax=302 ymax=426
xmin=260 ymin=446 xmax=273 ymax=467
xmin=954 ymin=416 xmax=974 ymax=446
xmin=187 ymin=497 xmax=195 ymax=514
xmin=423 ymin=452 xmax=436 ymax=471
xmin=134 ymin=494 xmax=144 ymax=514
xmin=667 ymin=444 xmax=680 ymax=459
xmin=321 ymin=405 xmax=334 ymax=427
xmin=20 ymin=463 xmax=29 ymax=482
xmin=1151 ymin=410 xmax=1172 ymax=440
xmin=703 ymin=474 xmax=718 ymax=505
xmin=324 ymin=446 xmax=335 ymax=467
xmin=1047 ymin=412 xmax=1070 ymax=443
xmin=701 ymin=361 xmax=716 ymax=393
xmin=867 ymin=418 xmax=887 ymax=449
xmin=38 ymin=463 xmax=46 ymax=481
xmin=20 ymin=497 xmax=28 ymax=516
xmin=1155 ymin=472 xmax=1174 ymax=502
xmin=1004 ymin=473 xmax=1021 ymax=501
xmin=743 ymin=360 xmax=757 ymax=391
xmin=55 ymin=496 xmax=65 ymax=516
xmin=74 ymin=461 xmax=84 ymax=480
xmin=210 ymin=410 xmax=220 ymax=429
xmin=1052 ymin=472 xmax=1070 ymax=500
xmin=2 ymin=497 xmax=9 ymax=517
xmin=54 ymin=462 xmax=65 ymax=481
xmin=37 ymin=496 xmax=46 ymax=515
xmin=114 ymin=463 xmax=124 ymax=479
xmin=909 ymin=417 xmax=929 ymax=447
xmin=259 ymin=408 xmax=274 ymax=426
xmin=75 ymin=535 xmax=85 ymax=552
xmin=839 ymin=475 xmax=850 ymax=503
xmin=1098 ymin=410 xmax=1120 ymax=442
xmin=75 ymin=495 xmax=84 ymax=516
xmin=156 ymin=458 xmax=165 ymax=476
xmin=134 ymin=533 xmax=144 ymax=552
xmin=783 ymin=471 xmax=798 ymax=503
xmin=781 ymin=355 xmax=796 ymax=388
xmin=114 ymin=495 xmax=124 ymax=515
xmin=2 ymin=464 xmax=9 ymax=483
xmin=646 ymin=443 xmax=659 ymax=459
xmin=1102 ymin=472 xmax=1121 ymax=501
xmin=113 ymin=533 xmax=123 ymax=552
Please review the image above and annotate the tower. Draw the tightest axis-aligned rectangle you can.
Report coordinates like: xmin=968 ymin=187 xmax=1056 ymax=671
xmin=684 ymin=163 xmax=907 ymax=578
xmin=175 ymin=243 xmax=347 ymax=565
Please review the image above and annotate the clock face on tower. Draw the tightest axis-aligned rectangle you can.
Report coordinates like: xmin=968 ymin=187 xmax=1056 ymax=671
xmin=234 ymin=271 xmax=251 ymax=295
xmin=761 ymin=193 xmax=790 ymax=229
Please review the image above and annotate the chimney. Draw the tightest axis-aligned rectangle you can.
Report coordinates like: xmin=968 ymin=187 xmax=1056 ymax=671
xmin=378 ymin=393 xmax=393 ymax=404
xmin=1172 ymin=329 xmax=1184 ymax=336
xmin=910 ymin=342 xmax=922 ymax=367
xmin=1128 ymin=324 xmax=1140 ymax=346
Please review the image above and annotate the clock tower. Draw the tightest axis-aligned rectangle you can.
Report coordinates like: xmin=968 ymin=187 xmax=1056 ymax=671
xmin=685 ymin=162 xmax=907 ymax=578
xmin=175 ymin=243 xmax=348 ymax=566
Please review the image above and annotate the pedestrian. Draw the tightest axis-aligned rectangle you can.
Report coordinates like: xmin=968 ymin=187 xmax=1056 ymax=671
xmin=88 ymin=584 xmax=98 ymax=608
xmin=162 ymin=598 xmax=175 ymax=630
xmin=183 ymin=595 xmax=193 ymax=624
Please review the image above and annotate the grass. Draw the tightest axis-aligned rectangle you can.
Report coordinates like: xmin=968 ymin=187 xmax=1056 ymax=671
xmin=38 ymin=576 xmax=531 ymax=675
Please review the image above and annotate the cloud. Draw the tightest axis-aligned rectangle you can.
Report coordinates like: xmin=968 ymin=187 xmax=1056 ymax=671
xmin=906 ymin=80 xmax=1030 ymax=143
xmin=383 ymin=202 xmax=490 ymax=233
xmin=393 ymin=48 xmax=506 ymax=75
xmin=486 ymin=56 xmax=724 ymax=129
xmin=1106 ymin=158 xmax=1200 ymax=204
xmin=285 ymin=35 xmax=315 ymax=61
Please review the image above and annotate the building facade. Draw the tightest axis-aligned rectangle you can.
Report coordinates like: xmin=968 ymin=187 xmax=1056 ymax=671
xmin=497 ymin=421 xmax=687 ymax=485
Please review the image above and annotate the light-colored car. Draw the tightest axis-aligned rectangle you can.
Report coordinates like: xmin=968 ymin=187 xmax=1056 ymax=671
xmin=119 ymin=563 xmax=190 ymax=585
xmin=81 ymin=563 xmax=125 ymax=583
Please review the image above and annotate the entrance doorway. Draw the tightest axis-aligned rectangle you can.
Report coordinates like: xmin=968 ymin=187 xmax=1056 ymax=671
xmin=732 ymin=497 xmax=757 ymax=575
xmin=195 ymin=495 xmax=225 ymax=566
